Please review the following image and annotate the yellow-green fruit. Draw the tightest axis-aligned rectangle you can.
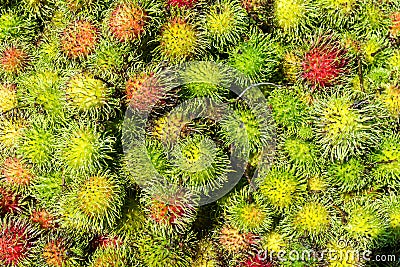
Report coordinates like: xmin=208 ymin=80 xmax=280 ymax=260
xmin=275 ymin=0 xmax=307 ymax=34
xmin=261 ymin=231 xmax=287 ymax=252
xmin=326 ymin=239 xmax=363 ymax=267
xmin=192 ymin=239 xmax=219 ymax=267
xmin=66 ymin=73 xmax=109 ymax=114
xmin=0 ymin=117 xmax=25 ymax=151
xmin=0 ymin=84 xmax=17 ymax=113
xmin=378 ymin=85 xmax=400 ymax=119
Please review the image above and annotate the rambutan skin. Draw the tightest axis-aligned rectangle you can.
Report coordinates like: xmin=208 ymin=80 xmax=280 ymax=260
xmin=61 ymin=20 xmax=99 ymax=59
xmin=167 ymin=0 xmax=197 ymax=8
xmin=0 ymin=46 xmax=29 ymax=75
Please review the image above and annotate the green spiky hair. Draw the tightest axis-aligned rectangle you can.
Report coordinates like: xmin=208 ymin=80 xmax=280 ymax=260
xmin=327 ymin=158 xmax=370 ymax=192
xmin=257 ymin=164 xmax=306 ymax=212
xmin=57 ymin=121 xmax=115 ymax=176
xmin=18 ymin=70 xmax=66 ymax=119
xmin=156 ymin=16 xmax=205 ymax=63
xmin=17 ymin=116 xmax=56 ymax=169
xmin=58 ymin=172 xmax=124 ymax=232
xmin=203 ymin=0 xmax=248 ymax=50
xmin=326 ymin=235 xmax=365 ymax=267
xmin=32 ymin=172 xmax=64 ymax=208
xmin=192 ymin=238 xmax=220 ymax=267
xmin=89 ymin=243 xmax=130 ymax=267
xmin=260 ymin=230 xmax=288 ymax=252
xmin=220 ymin=102 xmax=274 ymax=157
xmin=0 ymin=83 xmax=18 ymax=114
xmin=66 ymin=72 xmax=114 ymax=118
xmin=224 ymin=187 xmax=273 ymax=233
xmin=273 ymin=0 xmax=314 ymax=39
xmin=123 ymin=139 xmax=170 ymax=187
xmin=1 ymin=157 xmax=34 ymax=194
xmin=0 ymin=9 xmax=36 ymax=42
xmin=282 ymin=138 xmax=320 ymax=173
xmin=268 ymin=87 xmax=311 ymax=137
xmin=281 ymin=196 xmax=338 ymax=245
xmin=37 ymin=235 xmax=83 ymax=267
xmin=370 ymin=133 xmax=400 ymax=189
xmin=171 ymin=134 xmax=229 ymax=195
xmin=343 ymin=198 xmax=388 ymax=248
xmin=380 ymin=193 xmax=400 ymax=242
xmin=315 ymin=0 xmax=358 ymax=29
xmin=228 ymin=31 xmax=282 ymax=83
xmin=313 ymin=91 xmax=386 ymax=162
xmin=179 ymin=61 xmax=231 ymax=100
xmin=137 ymin=230 xmax=194 ymax=267
xmin=353 ymin=1 xmax=392 ymax=38
xmin=0 ymin=115 xmax=26 ymax=155
xmin=378 ymin=84 xmax=400 ymax=121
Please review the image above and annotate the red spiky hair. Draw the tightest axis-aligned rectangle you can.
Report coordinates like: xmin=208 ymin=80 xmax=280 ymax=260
xmin=166 ymin=0 xmax=197 ymax=8
xmin=61 ymin=20 xmax=99 ymax=59
xmin=126 ymin=72 xmax=165 ymax=112
xmin=0 ymin=219 xmax=33 ymax=266
xmin=109 ymin=3 xmax=148 ymax=42
xmin=0 ymin=46 xmax=29 ymax=74
xmin=92 ymin=234 xmax=123 ymax=250
xmin=2 ymin=157 xmax=33 ymax=187
xmin=301 ymin=37 xmax=349 ymax=88
xmin=390 ymin=12 xmax=400 ymax=37
xmin=0 ymin=187 xmax=21 ymax=215
xmin=239 ymin=255 xmax=274 ymax=267
xmin=30 ymin=209 xmax=57 ymax=229
xmin=42 ymin=239 xmax=68 ymax=267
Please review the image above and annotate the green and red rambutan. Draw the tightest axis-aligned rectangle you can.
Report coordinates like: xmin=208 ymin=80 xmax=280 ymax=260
xmin=0 ymin=217 xmax=38 ymax=266
xmin=60 ymin=20 xmax=99 ymax=59
xmin=203 ymin=0 xmax=248 ymax=50
xmin=224 ymin=187 xmax=273 ymax=233
xmin=39 ymin=237 xmax=80 ymax=267
xmin=108 ymin=1 xmax=149 ymax=42
xmin=30 ymin=209 xmax=57 ymax=229
xmin=216 ymin=224 xmax=260 ymax=256
xmin=157 ymin=17 xmax=204 ymax=63
xmin=0 ymin=44 xmax=30 ymax=77
xmin=301 ymin=37 xmax=350 ymax=89
xmin=389 ymin=11 xmax=400 ymax=38
xmin=1 ymin=157 xmax=33 ymax=191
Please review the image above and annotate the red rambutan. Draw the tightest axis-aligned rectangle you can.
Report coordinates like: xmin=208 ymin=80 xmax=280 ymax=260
xmin=30 ymin=209 xmax=57 ymax=229
xmin=301 ymin=41 xmax=349 ymax=88
xmin=61 ymin=20 xmax=99 ymax=59
xmin=390 ymin=12 xmax=400 ymax=37
xmin=239 ymin=255 xmax=274 ymax=267
xmin=149 ymin=198 xmax=187 ymax=225
xmin=0 ymin=219 xmax=34 ymax=266
xmin=109 ymin=3 xmax=148 ymax=42
xmin=218 ymin=226 xmax=259 ymax=254
xmin=166 ymin=0 xmax=197 ymax=8
xmin=0 ymin=46 xmax=29 ymax=74
xmin=2 ymin=157 xmax=33 ymax=187
xmin=0 ymin=187 xmax=21 ymax=215
xmin=92 ymin=234 xmax=123 ymax=250
xmin=125 ymin=72 xmax=165 ymax=112
xmin=42 ymin=239 xmax=68 ymax=267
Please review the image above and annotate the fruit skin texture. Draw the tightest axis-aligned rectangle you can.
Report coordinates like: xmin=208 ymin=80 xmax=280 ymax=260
xmin=217 ymin=225 xmax=259 ymax=255
xmin=0 ymin=217 xmax=36 ymax=266
xmin=61 ymin=20 xmax=99 ymax=59
xmin=327 ymin=158 xmax=368 ymax=192
xmin=158 ymin=18 xmax=202 ymax=63
xmin=108 ymin=2 xmax=148 ymax=42
xmin=167 ymin=0 xmax=197 ymax=8
xmin=378 ymin=85 xmax=400 ymax=120
xmin=0 ymin=83 xmax=18 ymax=113
xmin=301 ymin=40 xmax=349 ymax=88
xmin=238 ymin=255 xmax=273 ymax=267
xmin=0 ymin=46 xmax=29 ymax=76
xmin=0 ymin=187 xmax=22 ymax=215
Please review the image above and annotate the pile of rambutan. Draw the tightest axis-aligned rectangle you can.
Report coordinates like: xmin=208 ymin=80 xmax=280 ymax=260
xmin=1 ymin=0 xmax=400 ymax=266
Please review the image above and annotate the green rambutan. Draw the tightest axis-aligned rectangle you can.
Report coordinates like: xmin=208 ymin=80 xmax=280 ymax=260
xmin=32 ymin=172 xmax=64 ymax=208
xmin=57 ymin=121 xmax=115 ymax=175
xmin=116 ymin=196 xmax=146 ymax=237
xmin=354 ymin=1 xmax=391 ymax=37
xmin=380 ymin=193 xmax=400 ymax=241
xmin=257 ymin=164 xmax=306 ymax=212
xmin=301 ymin=37 xmax=350 ymax=89
xmin=327 ymin=158 xmax=369 ymax=192
xmin=0 ymin=10 xmax=36 ymax=42
xmin=216 ymin=224 xmax=259 ymax=256
xmin=171 ymin=134 xmax=229 ymax=195
xmin=369 ymin=133 xmax=400 ymax=188
xmin=1 ymin=157 xmax=33 ymax=192
xmin=316 ymin=0 xmax=358 ymax=29
xmin=192 ymin=238 xmax=220 ymax=267
xmin=18 ymin=0 xmax=53 ymax=19
xmin=17 ymin=117 xmax=56 ymax=168
xmin=260 ymin=230 xmax=287 ymax=252
xmin=60 ymin=20 xmax=99 ymax=59
xmin=307 ymin=174 xmax=329 ymax=193
xmin=282 ymin=51 xmax=302 ymax=83
xmin=281 ymin=197 xmax=337 ymax=245
xmin=59 ymin=172 xmax=123 ymax=232
xmin=313 ymin=92 xmax=386 ymax=161
xmin=18 ymin=70 xmax=65 ymax=118
xmin=157 ymin=17 xmax=204 ymax=63
xmin=343 ymin=198 xmax=388 ymax=248
xmin=203 ymin=0 xmax=248 ymax=50
xmin=0 ymin=217 xmax=38 ymax=266
xmin=65 ymin=72 xmax=113 ymax=116
xmin=326 ymin=237 xmax=365 ymax=266
xmin=137 ymin=230 xmax=194 ymax=267
xmin=39 ymin=237 xmax=81 ymax=267
xmin=0 ymin=83 xmax=18 ymax=114
xmin=360 ymin=35 xmax=388 ymax=66
xmin=0 ymin=44 xmax=30 ymax=78
xmin=0 ymin=116 xmax=26 ymax=154
xmin=282 ymin=138 xmax=320 ymax=172
xmin=228 ymin=32 xmax=282 ymax=83
xmin=179 ymin=61 xmax=231 ymax=100
xmin=108 ymin=1 xmax=151 ymax=43
xmin=89 ymin=244 xmax=130 ymax=267
xmin=378 ymin=85 xmax=400 ymax=121
xmin=224 ymin=187 xmax=273 ymax=233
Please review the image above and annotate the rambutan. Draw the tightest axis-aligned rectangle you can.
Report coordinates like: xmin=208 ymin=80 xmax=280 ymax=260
xmin=0 ymin=218 xmax=37 ymax=266
xmin=61 ymin=20 xmax=99 ymax=59
xmin=0 ymin=116 xmax=25 ymax=153
xmin=192 ymin=238 xmax=220 ymax=267
xmin=0 ymin=187 xmax=22 ymax=215
xmin=327 ymin=158 xmax=369 ymax=192
xmin=166 ymin=0 xmax=197 ymax=8
xmin=42 ymin=239 xmax=70 ymax=267
xmin=0 ymin=46 xmax=29 ymax=75
xmin=108 ymin=2 xmax=148 ymax=42
xmin=126 ymin=72 xmax=165 ymax=112
xmin=0 ymin=10 xmax=36 ymax=42
xmin=390 ymin=12 xmax=400 ymax=38
xmin=1 ymin=157 xmax=33 ymax=189
xmin=378 ymin=85 xmax=400 ymax=120
xmin=301 ymin=39 xmax=349 ymax=88
xmin=274 ymin=0 xmax=312 ymax=38
xmin=30 ymin=209 xmax=57 ymax=229
xmin=238 ymin=255 xmax=273 ymax=267
xmin=260 ymin=231 xmax=287 ymax=252
xmin=157 ymin=17 xmax=203 ymax=63
xmin=217 ymin=225 xmax=259 ymax=255
xmin=0 ymin=83 xmax=18 ymax=113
